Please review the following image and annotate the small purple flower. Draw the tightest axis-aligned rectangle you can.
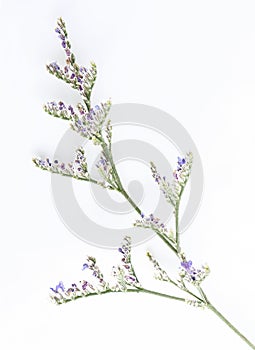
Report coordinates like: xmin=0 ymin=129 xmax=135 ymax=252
xmin=82 ymin=281 xmax=88 ymax=290
xmin=68 ymin=105 xmax=74 ymax=115
xmin=181 ymin=260 xmax=192 ymax=271
xmin=70 ymin=73 xmax=75 ymax=79
xmin=178 ymin=157 xmax=186 ymax=167
xmin=55 ymin=28 xmax=61 ymax=34
xmin=50 ymin=281 xmax=65 ymax=293
xmin=80 ymin=67 xmax=87 ymax=73
xmin=62 ymin=41 xmax=66 ymax=48
xmin=118 ymin=248 xmax=124 ymax=254
xmin=50 ymin=62 xmax=60 ymax=71
xmin=86 ymin=113 xmax=93 ymax=120
xmin=173 ymin=171 xmax=178 ymax=180
xmin=58 ymin=101 xmax=65 ymax=110
xmin=65 ymin=49 xmax=71 ymax=56
xmin=82 ymin=263 xmax=89 ymax=270
xmin=126 ymin=275 xmax=136 ymax=282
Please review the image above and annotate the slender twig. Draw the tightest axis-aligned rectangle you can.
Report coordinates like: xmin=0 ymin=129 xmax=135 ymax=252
xmin=208 ymin=303 xmax=255 ymax=349
xmin=61 ymin=287 xmax=186 ymax=305
xmin=175 ymin=204 xmax=180 ymax=251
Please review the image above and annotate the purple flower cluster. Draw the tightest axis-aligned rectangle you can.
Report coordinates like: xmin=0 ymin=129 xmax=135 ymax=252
xmin=44 ymin=101 xmax=74 ymax=121
xmin=50 ymin=281 xmax=65 ymax=293
xmin=47 ymin=60 xmax=97 ymax=104
xmin=150 ymin=152 xmax=193 ymax=207
xmin=49 ymin=280 xmax=95 ymax=304
xmin=33 ymin=148 xmax=89 ymax=179
xmin=49 ymin=237 xmax=140 ymax=304
xmin=55 ymin=18 xmax=71 ymax=58
xmin=46 ymin=18 xmax=97 ymax=108
xmin=71 ymin=100 xmax=112 ymax=140
xmin=44 ymin=100 xmax=111 ymax=141
xmin=173 ymin=157 xmax=186 ymax=180
xmin=111 ymin=237 xmax=140 ymax=291
xmin=82 ymin=256 xmax=107 ymax=289
xmin=173 ymin=153 xmax=193 ymax=183
xmin=134 ymin=213 xmax=168 ymax=236
xmin=96 ymin=154 xmax=114 ymax=185
xmin=96 ymin=156 xmax=109 ymax=173
xmin=179 ymin=259 xmax=210 ymax=285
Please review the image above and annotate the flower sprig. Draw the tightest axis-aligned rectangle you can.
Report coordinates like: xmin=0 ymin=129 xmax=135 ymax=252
xmin=179 ymin=256 xmax=210 ymax=286
xmin=150 ymin=152 xmax=193 ymax=251
xmin=150 ymin=152 xmax=193 ymax=207
xmin=33 ymin=147 xmax=111 ymax=189
xmin=50 ymin=237 xmax=141 ymax=304
xmin=47 ymin=18 xmax=97 ymax=110
xmin=34 ymin=18 xmax=255 ymax=350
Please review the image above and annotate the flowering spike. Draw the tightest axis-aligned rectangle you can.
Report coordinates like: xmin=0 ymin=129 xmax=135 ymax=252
xmin=82 ymin=256 xmax=108 ymax=290
xmin=150 ymin=152 xmax=193 ymax=207
xmin=96 ymin=152 xmax=117 ymax=188
xmin=146 ymin=252 xmax=174 ymax=283
xmin=134 ymin=214 xmax=175 ymax=244
xmin=33 ymin=147 xmax=88 ymax=179
xmin=71 ymin=100 xmax=112 ymax=141
xmin=46 ymin=18 xmax=97 ymax=111
xmin=111 ymin=236 xmax=140 ymax=291
xmin=179 ymin=257 xmax=210 ymax=286
xmin=44 ymin=101 xmax=74 ymax=121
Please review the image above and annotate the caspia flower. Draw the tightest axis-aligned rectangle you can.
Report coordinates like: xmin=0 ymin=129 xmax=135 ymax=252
xmin=134 ymin=213 xmax=168 ymax=236
xmin=179 ymin=259 xmax=210 ymax=285
xmin=47 ymin=17 xmax=97 ymax=110
xmin=111 ymin=236 xmax=140 ymax=291
xmin=150 ymin=152 xmax=193 ymax=207
xmin=49 ymin=237 xmax=140 ymax=304
xmin=33 ymin=147 xmax=89 ymax=179
xmin=44 ymin=100 xmax=112 ymax=141
xmin=33 ymin=147 xmax=108 ymax=189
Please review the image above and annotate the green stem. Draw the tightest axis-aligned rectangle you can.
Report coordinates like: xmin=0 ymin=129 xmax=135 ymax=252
xmin=38 ymin=166 xmax=100 ymax=185
xmin=101 ymin=139 xmax=141 ymax=215
xmin=119 ymin=187 xmax=142 ymax=215
xmin=96 ymin=135 xmax=255 ymax=349
xmin=62 ymin=287 xmax=186 ymax=304
xmin=154 ymin=229 xmax=178 ymax=254
xmin=175 ymin=204 xmax=180 ymax=252
xmin=175 ymin=183 xmax=185 ymax=251
xmin=208 ymin=303 xmax=255 ymax=349
xmin=197 ymin=285 xmax=209 ymax=304
xmin=137 ymin=287 xmax=185 ymax=302
xmin=100 ymin=138 xmax=180 ymax=252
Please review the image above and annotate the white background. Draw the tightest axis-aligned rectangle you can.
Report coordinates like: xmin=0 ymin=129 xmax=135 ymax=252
xmin=1 ymin=1 xmax=255 ymax=349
